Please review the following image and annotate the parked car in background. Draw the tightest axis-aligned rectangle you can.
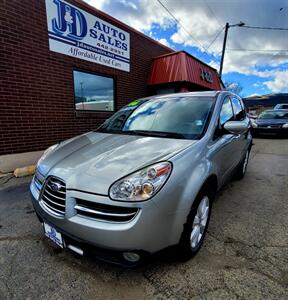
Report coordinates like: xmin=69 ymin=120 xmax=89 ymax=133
xmin=274 ymin=103 xmax=288 ymax=110
xmin=251 ymin=109 xmax=288 ymax=137
xmin=30 ymin=91 xmax=252 ymax=266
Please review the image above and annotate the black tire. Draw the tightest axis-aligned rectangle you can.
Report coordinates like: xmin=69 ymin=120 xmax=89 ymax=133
xmin=177 ymin=188 xmax=213 ymax=261
xmin=234 ymin=149 xmax=250 ymax=180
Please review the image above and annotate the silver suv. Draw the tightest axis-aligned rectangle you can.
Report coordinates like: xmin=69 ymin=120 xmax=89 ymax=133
xmin=30 ymin=91 xmax=252 ymax=265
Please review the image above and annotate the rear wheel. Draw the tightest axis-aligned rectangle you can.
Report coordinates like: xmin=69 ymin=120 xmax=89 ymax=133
xmin=177 ymin=190 xmax=212 ymax=260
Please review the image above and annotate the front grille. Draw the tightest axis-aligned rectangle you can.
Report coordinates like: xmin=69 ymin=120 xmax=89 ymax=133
xmin=75 ymin=199 xmax=139 ymax=222
xmin=40 ymin=177 xmax=66 ymax=217
xmin=259 ymin=124 xmax=281 ymax=128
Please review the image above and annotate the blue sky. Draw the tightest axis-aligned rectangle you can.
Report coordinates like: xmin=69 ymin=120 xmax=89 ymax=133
xmin=85 ymin=0 xmax=288 ymax=97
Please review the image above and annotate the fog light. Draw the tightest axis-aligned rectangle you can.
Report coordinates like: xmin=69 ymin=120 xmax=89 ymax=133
xmin=123 ymin=252 xmax=141 ymax=262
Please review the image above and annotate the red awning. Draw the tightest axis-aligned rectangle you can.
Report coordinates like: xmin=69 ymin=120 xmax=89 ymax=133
xmin=149 ymin=51 xmax=222 ymax=90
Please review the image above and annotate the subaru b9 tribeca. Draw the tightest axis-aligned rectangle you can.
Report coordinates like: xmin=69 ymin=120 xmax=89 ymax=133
xmin=30 ymin=91 xmax=252 ymax=265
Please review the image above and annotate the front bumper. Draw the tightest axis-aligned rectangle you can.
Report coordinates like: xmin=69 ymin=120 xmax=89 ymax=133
xmin=30 ymin=178 xmax=180 ymax=256
xmin=34 ymin=210 xmax=149 ymax=267
xmin=252 ymin=127 xmax=288 ymax=137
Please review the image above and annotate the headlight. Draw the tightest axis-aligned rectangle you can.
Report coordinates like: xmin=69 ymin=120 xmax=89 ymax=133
xmin=251 ymin=121 xmax=258 ymax=128
xmin=37 ymin=144 xmax=59 ymax=166
xmin=109 ymin=162 xmax=172 ymax=201
xmin=282 ymin=123 xmax=288 ymax=128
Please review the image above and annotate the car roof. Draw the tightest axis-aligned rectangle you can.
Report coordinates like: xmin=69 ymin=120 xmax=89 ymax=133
xmin=156 ymin=91 xmax=219 ymax=98
xmin=132 ymin=91 xmax=234 ymax=106
xmin=147 ymin=90 xmax=227 ymax=101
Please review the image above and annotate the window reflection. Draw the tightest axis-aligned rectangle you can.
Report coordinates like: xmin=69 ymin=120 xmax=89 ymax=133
xmin=73 ymin=70 xmax=114 ymax=111
xmin=220 ymin=98 xmax=234 ymax=125
xmin=231 ymin=97 xmax=245 ymax=121
xmin=123 ymin=97 xmax=213 ymax=136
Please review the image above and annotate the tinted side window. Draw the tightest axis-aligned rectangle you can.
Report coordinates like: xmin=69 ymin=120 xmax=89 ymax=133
xmin=231 ymin=97 xmax=245 ymax=121
xmin=220 ymin=97 xmax=234 ymax=125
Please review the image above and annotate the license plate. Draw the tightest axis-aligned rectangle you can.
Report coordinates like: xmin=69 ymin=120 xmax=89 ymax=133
xmin=43 ymin=223 xmax=64 ymax=248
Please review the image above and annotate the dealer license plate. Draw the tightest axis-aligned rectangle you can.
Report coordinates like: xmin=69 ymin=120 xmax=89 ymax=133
xmin=43 ymin=222 xmax=64 ymax=248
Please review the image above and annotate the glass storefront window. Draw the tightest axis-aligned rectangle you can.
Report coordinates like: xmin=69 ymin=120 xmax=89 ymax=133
xmin=73 ymin=70 xmax=115 ymax=111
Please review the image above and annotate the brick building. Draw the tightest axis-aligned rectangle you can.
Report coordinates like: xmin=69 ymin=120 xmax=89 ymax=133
xmin=0 ymin=0 xmax=222 ymax=171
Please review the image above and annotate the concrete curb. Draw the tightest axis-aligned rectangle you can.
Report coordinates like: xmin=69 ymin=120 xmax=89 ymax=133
xmin=14 ymin=165 xmax=36 ymax=178
xmin=0 ymin=150 xmax=43 ymax=173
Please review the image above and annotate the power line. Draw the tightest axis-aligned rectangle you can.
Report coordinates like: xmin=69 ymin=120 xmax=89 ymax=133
xmin=227 ymin=48 xmax=288 ymax=52
xmin=198 ymin=26 xmax=224 ymax=59
xmin=202 ymin=0 xmax=222 ymax=29
xmin=156 ymin=0 xmax=207 ymax=52
xmin=156 ymin=0 xmax=225 ymax=57
xmin=204 ymin=27 xmax=224 ymax=52
xmin=242 ymin=25 xmax=288 ymax=31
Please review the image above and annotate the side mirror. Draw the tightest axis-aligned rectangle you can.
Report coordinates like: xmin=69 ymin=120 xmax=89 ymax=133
xmin=223 ymin=120 xmax=249 ymax=135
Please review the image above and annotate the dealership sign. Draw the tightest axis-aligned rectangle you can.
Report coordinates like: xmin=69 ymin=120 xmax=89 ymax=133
xmin=45 ymin=0 xmax=130 ymax=72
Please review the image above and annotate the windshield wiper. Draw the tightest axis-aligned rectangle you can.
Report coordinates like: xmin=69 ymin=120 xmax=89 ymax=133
xmin=125 ymin=130 xmax=186 ymax=139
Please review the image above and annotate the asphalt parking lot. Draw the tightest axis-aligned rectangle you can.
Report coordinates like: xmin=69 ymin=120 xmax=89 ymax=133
xmin=0 ymin=138 xmax=287 ymax=299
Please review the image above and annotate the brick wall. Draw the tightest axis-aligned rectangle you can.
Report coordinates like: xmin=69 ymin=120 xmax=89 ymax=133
xmin=0 ymin=0 xmax=172 ymax=155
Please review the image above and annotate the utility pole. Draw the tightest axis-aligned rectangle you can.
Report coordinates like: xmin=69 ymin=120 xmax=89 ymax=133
xmin=219 ymin=23 xmax=229 ymax=78
xmin=219 ymin=22 xmax=245 ymax=78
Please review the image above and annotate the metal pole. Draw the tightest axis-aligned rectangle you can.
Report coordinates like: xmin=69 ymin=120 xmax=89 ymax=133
xmin=219 ymin=22 xmax=229 ymax=77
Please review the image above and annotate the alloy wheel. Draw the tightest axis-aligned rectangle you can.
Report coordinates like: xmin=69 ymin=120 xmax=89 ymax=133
xmin=242 ymin=151 xmax=249 ymax=175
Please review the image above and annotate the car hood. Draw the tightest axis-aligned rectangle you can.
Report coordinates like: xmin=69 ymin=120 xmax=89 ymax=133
xmin=38 ymin=132 xmax=196 ymax=195
xmin=256 ymin=118 xmax=287 ymax=126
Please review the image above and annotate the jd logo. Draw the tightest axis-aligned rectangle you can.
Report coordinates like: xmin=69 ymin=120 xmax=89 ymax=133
xmin=51 ymin=0 xmax=87 ymax=40
xmin=200 ymin=68 xmax=213 ymax=83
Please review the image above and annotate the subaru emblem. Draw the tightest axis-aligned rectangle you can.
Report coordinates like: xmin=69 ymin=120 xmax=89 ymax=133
xmin=50 ymin=182 xmax=61 ymax=192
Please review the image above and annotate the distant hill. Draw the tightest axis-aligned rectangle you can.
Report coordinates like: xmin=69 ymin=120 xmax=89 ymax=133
xmin=243 ymin=93 xmax=288 ymax=108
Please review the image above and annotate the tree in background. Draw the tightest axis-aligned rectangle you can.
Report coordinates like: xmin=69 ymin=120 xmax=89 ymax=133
xmin=225 ymin=82 xmax=243 ymax=96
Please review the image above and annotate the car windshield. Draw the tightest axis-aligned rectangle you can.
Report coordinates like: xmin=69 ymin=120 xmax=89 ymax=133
xmin=97 ymin=96 xmax=215 ymax=139
xmin=275 ymin=104 xmax=288 ymax=109
xmin=259 ymin=111 xmax=288 ymax=119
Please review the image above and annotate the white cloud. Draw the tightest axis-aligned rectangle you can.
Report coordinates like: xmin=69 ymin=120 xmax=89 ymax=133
xmin=253 ymin=82 xmax=261 ymax=88
xmin=84 ymin=0 xmax=288 ymax=93
xmin=207 ymin=60 xmax=220 ymax=70
xmin=86 ymin=0 xmax=173 ymax=31
xmin=156 ymin=38 xmax=171 ymax=48
xmin=227 ymin=82 xmax=239 ymax=89
xmin=85 ymin=0 xmax=108 ymax=10
xmin=119 ymin=0 xmax=138 ymax=11
xmin=247 ymin=93 xmax=260 ymax=97
xmin=263 ymin=71 xmax=288 ymax=93
xmin=170 ymin=9 xmax=220 ymax=50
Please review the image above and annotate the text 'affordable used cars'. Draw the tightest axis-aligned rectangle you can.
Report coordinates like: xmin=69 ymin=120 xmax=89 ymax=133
xmin=30 ymin=91 xmax=252 ymax=266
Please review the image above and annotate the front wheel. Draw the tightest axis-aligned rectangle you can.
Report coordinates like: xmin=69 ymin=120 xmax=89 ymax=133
xmin=234 ymin=149 xmax=250 ymax=180
xmin=177 ymin=191 xmax=212 ymax=260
